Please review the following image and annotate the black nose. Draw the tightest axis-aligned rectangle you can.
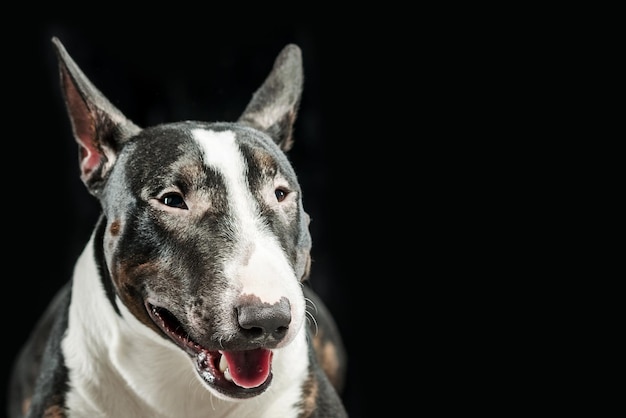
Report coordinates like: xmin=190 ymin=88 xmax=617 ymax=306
xmin=237 ymin=296 xmax=291 ymax=342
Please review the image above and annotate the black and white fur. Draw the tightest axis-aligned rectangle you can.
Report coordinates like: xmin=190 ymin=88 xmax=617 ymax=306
xmin=8 ymin=37 xmax=347 ymax=418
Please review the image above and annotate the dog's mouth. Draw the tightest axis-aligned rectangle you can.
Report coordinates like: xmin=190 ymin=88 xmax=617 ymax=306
xmin=146 ymin=302 xmax=273 ymax=399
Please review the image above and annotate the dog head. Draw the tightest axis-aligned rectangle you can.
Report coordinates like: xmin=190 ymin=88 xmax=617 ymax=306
xmin=52 ymin=37 xmax=313 ymax=400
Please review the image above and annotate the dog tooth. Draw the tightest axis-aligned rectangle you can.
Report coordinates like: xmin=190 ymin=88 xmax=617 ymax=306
xmin=219 ymin=354 xmax=228 ymax=373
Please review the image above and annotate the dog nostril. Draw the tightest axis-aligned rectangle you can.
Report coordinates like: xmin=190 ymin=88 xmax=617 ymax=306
xmin=237 ymin=297 xmax=291 ymax=340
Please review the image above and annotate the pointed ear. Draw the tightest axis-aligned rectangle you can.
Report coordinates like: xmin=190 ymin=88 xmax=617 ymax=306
xmin=52 ymin=37 xmax=141 ymax=195
xmin=237 ymin=44 xmax=303 ymax=152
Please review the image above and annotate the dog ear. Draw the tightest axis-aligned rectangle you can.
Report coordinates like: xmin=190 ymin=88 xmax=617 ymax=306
xmin=51 ymin=37 xmax=141 ymax=195
xmin=237 ymin=44 xmax=303 ymax=152
xmin=296 ymin=210 xmax=313 ymax=282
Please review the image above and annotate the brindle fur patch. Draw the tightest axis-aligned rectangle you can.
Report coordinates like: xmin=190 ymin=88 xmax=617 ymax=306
xmin=298 ymin=373 xmax=318 ymax=417
xmin=21 ymin=398 xmax=31 ymax=416
xmin=42 ymin=404 xmax=66 ymax=417
xmin=114 ymin=260 xmax=163 ymax=333
xmin=109 ymin=219 xmax=121 ymax=236
xmin=313 ymin=329 xmax=342 ymax=389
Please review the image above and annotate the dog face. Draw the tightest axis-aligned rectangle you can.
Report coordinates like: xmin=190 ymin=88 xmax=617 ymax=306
xmin=52 ymin=38 xmax=312 ymax=400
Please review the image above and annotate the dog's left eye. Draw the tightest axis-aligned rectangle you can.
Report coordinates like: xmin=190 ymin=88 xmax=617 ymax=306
xmin=275 ymin=188 xmax=289 ymax=202
xmin=161 ymin=193 xmax=188 ymax=209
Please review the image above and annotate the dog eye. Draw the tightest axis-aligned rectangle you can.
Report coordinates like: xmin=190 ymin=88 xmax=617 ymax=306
xmin=275 ymin=188 xmax=289 ymax=202
xmin=161 ymin=193 xmax=188 ymax=209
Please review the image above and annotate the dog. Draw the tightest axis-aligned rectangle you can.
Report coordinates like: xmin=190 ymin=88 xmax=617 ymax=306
xmin=7 ymin=37 xmax=347 ymax=418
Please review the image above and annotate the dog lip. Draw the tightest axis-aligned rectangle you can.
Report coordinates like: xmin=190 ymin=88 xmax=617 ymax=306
xmin=145 ymin=302 xmax=273 ymax=398
xmin=146 ymin=302 xmax=201 ymax=355
xmin=196 ymin=349 xmax=273 ymax=398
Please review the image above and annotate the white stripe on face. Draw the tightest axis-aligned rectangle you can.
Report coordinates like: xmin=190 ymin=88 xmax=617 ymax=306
xmin=191 ymin=129 xmax=299 ymax=306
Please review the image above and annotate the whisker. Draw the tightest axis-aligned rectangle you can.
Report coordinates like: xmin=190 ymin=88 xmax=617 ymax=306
xmin=305 ymin=296 xmax=319 ymax=314
xmin=305 ymin=309 xmax=319 ymax=336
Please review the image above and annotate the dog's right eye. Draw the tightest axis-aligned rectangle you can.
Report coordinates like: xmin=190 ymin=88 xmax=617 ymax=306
xmin=161 ymin=193 xmax=188 ymax=209
xmin=275 ymin=188 xmax=289 ymax=202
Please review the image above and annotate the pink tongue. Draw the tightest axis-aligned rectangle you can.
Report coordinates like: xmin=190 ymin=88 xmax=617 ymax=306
xmin=222 ymin=349 xmax=272 ymax=388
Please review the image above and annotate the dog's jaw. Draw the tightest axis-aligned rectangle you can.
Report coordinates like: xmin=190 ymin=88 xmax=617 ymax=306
xmin=146 ymin=301 xmax=274 ymax=398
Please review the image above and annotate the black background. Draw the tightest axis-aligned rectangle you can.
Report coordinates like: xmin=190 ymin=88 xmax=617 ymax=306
xmin=1 ymin=22 xmax=387 ymax=417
